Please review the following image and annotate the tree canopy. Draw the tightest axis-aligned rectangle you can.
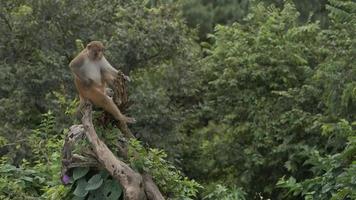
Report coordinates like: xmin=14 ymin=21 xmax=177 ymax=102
xmin=0 ymin=0 xmax=355 ymax=199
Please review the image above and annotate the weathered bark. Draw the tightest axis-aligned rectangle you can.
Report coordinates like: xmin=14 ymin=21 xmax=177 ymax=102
xmin=81 ymin=102 xmax=146 ymax=200
xmin=61 ymin=125 xmax=99 ymax=180
xmin=61 ymin=122 xmax=165 ymax=200
xmin=61 ymin=72 xmax=165 ymax=200
xmin=143 ymin=173 xmax=165 ymax=200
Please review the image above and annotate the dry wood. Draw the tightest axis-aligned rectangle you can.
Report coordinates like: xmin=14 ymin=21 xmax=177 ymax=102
xmin=61 ymin=73 xmax=165 ymax=200
xmin=81 ymin=102 xmax=146 ymax=200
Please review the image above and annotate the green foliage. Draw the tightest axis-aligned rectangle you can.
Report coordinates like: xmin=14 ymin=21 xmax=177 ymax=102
xmin=101 ymin=179 xmax=123 ymax=200
xmin=121 ymin=0 xmax=355 ymax=198
xmin=179 ymin=0 xmax=249 ymax=39
xmin=95 ymin=124 xmax=122 ymax=155
xmin=0 ymin=0 xmax=354 ymax=199
xmin=0 ymin=0 xmax=194 ymax=160
xmin=0 ymin=111 xmax=69 ymax=199
xmin=259 ymin=0 xmax=329 ymax=27
xmin=86 ymin=174 xmax=104 ymax=191
xmin=64 ymin=111 xmax=200 ymax=200
xmin=73 ymin=167 xmax=90 ymax=181
xmin=70 ymin=169 xmax=123 ymax=200
xmin=277 ymin=133 xmax=356 ymax=199
xmin=179 ymin=2 xmax=324 ymax=196
xmin=0 ymin=0 xmax=200 ymax=196
xmin=153 ymin=0 xmax=353 ymax=198
xmin=275 ymin=2 xmax=356 ymax=199
xmin=128 ymin=139 xmax=202 ymax=199
xmin=161 ymin=0 xmax=329 ymax=40
xmin=203 ymin=184 xmax=247 ymax=200
xmin=129 ymin=62 xmax=200 ymax=156
xmin=0 ymin=163 xmax=47 ymax=199
xmin=41 ymin=185 xmax=70 ymax=200
xmin=73 ymin=179 xmax=89 ymax=198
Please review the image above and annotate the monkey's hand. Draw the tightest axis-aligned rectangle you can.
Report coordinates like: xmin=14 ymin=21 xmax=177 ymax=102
xmin=123 ymin=75 xmax=131 ymax=82
xmin=105 ymin=88 xmax=114 ymax=98
xmin=118 ymin=70 xmax=131 ymax=82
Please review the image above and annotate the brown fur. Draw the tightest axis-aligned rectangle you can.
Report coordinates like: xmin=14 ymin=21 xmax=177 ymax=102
xmin=69 ymin=41 xmax=135 ymax=124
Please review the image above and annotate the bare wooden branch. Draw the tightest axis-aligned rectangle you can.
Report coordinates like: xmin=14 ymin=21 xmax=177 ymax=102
xmin=81 ymin=102 xmax=146 ymax=200
xmin=61 ymin=73 xmax=165 ymax=200
xmin=61 ymin=125 xmax=86 ymax=179
xmin=143 ymin=173 xmax=165 ymax=200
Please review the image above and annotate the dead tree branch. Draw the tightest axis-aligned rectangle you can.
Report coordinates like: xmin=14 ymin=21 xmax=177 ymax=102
xmin=61 ymin=72 xmax=164 ymax=200
xmin=81 ymin=102 xmax=146 ymax=200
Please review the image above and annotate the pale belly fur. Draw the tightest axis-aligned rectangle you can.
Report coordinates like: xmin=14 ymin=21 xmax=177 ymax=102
xmin=81 ymin=59 xmax=102 ymax=85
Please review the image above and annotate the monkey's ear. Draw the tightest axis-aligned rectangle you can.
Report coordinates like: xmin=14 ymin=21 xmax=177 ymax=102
xmin=86 ymin=43 xmax=92 ymax=49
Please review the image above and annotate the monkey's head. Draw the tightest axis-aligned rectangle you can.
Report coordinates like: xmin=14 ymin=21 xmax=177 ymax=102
xmin=87 ymin=41 xmax=105 ymax=61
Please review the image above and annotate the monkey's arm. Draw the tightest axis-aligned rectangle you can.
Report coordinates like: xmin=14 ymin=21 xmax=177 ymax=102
xmin=101 ymin=57 xmax=131 ymax=83
xmin=69 ymin=53 xmax=92 ymax=85
xmin=101 ymin=56 xmax=118 ymax=73
xmin=100 ymin=56 xmax=119 ymax=84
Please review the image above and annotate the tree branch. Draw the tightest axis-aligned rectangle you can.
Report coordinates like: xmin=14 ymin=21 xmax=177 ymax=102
xmin=81 ymin=102 xmax=146 ymax=200
xmin=61 ymin=73 xmax=164 ymax=200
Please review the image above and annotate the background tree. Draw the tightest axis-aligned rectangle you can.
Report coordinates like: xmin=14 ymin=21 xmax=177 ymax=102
xmin=0 ymin=0 xmax=355 ymax=199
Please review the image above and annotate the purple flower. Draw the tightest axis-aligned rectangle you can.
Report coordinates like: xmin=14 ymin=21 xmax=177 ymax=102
xmin=62 ymin=174 xmax=70 ymax=185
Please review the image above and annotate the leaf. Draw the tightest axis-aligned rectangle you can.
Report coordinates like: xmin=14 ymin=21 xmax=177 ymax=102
xmin=74 ymin=179 xmax=89 ymax=197
xmin=0 ymin=164 xmax=17 ymax=173
xmin=73 ymin=167 xmax=89 ymax=181
xmin=85 ymin=174 xmax=103 ymax=191
xmin=21 ymin=176 xmax=33 ymax=182
xmin=102 ymin=179 xmax=123 ymax=200
xmin=87 ymin=190 xmax=105 ymax=200
xmin=99 ymin=170 xmax=110 ymax=180
xmin=72 ymin=196 xmax=85 ymax=200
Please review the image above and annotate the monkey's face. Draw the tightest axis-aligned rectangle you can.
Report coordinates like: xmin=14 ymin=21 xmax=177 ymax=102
xmin=87 ymin=41 xmax=105 ymax=61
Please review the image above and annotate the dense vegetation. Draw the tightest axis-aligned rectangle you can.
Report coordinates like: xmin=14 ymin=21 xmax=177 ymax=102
xmin=0 ymin=0 xmax=355 ymax=199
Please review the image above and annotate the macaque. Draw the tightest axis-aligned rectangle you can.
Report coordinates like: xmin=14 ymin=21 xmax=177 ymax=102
xmin=69 ymin=41 xmax=135 ymax=124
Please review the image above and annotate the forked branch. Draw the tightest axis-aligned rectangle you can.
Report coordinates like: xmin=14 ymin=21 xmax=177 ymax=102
xmin=61 ymin=73 xmax=164 ymax=200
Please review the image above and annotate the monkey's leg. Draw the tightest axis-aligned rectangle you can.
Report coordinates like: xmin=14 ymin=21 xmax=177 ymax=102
xmin=75 ymin=91 xmax=87 ymax=120
xmin=86 ymin=87 xmax=136 ymax=124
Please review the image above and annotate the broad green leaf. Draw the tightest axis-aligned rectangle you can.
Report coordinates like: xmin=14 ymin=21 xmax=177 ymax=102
xmin=85 ymin=174 xmax=103 ymax=191
xmin=99 ymin=170 xmax=110 ymax=180
xmin=0 ymin=164 xmax=16 ymax=173
xmin=102 ymin=179 xmax=123 ymax=200
xmin=21 ymin=176 xmax=33 ymax=182
xmin=74 ymin=179 xmax=89 ymax=197
xmin=73 ymin=167 xmax=90 ymax=181
xmin=72 ymin=196 xmax=85 ymax=200
xmin=87 ymin=190 xmax=105 ymax=200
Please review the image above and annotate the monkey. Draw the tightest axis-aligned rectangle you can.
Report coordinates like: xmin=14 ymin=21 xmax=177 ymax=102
xmin=69 ymin=41 xmax=136 ymax=124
